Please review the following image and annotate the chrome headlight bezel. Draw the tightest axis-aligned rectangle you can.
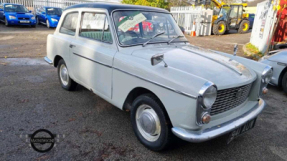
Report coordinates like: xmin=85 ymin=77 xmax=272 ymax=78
xmin=259 ymin=66 xmax=273 ymax=96
xmin=31 ymin=16 xmax=35 ymax=20
xmin=196 ymin=82 xmax=217 ymax=125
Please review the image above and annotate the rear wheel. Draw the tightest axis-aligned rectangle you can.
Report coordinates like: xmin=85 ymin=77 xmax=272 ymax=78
xmin=213 ymin=21 xmax=226 ymax=35
xmin=131 ymin=94 xmax=173 ymax=151
xmin=238 ymin=20 xmax=250 ymax=34
xmin=282 ymin=72 xmax=287 ymax=94
xmin=57 ymin=59 xmax=77 ymax=91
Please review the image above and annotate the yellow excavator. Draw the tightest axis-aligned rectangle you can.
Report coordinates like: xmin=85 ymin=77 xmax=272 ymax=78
xmin=209 ymin=0 xmax=250 ymax=35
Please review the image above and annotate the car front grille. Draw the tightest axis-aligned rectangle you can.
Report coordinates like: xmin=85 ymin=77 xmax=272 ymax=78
xmin=210 ymin=83 xmax=252 ymax=116
xmin=18 ymin=18 xmax=30 ymax=20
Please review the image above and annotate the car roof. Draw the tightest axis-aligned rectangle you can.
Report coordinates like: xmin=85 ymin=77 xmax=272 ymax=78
xmin=44 ymin=6 xmax=61 ymax=9
xmin=65 ymin=2 xmax=169 ymax=15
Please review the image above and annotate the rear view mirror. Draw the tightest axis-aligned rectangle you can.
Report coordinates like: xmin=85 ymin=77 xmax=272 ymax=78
xmin=0 ymin=9 xmax=3 ymax=11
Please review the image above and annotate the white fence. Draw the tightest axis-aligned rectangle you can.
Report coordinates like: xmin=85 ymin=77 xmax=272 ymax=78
xmin=250 ymin=0 xmax=277 ymax=53
xmin=171 ymin=6 xmax=213 ymax=36
xmin=0 ymin=0 xmax=119 ymax=12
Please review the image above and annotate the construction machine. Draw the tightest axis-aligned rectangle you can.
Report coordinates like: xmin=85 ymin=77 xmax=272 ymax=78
xmin=211 ymin=0 xmax=250 ymax=35
xmin=192 ymin=0 xmax=250 ymax=35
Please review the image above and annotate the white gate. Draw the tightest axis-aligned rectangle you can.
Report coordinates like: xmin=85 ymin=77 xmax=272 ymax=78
xmin=171 ymin=6 xmax=213 ymax=36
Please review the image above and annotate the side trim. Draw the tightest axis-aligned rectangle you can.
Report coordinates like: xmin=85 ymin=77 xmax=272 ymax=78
xmin=71 ymin=52 xmax=197 ymax=99
xmin=114 ymin=67 xmax=197 ymax=99
xmin=44 ymin=56 xmax=53 ymax=65
xmin=72 ymin=52 xmax=112 ymax=68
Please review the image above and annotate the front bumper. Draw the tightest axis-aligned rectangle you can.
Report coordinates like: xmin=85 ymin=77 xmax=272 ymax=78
xmin=44 ymin=57 xmax=53 ymax=65
xmin=172 ymin=98 xmax=266 ymax=143
xmin=8 ymin=19 xmax=36 ymax=25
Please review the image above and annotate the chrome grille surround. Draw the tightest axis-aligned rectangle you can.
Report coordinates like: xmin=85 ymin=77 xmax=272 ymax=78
xmin=211 ymin=83 xmax=252 ymax=115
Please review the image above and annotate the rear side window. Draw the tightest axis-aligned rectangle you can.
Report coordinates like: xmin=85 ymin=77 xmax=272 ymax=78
xmin=80 ymin=12 xmax=112 ymax=43
xmin=60 ymin=12 xmax=79 ymax=36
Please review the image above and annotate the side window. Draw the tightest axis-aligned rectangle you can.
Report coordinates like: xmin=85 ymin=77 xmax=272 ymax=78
xmin=80 ymin=12 xmax=112 ymax=43
xmin=60 ymin=12 xmax=79 ymax=36
xmin=0 ymin=5 xmax=3 ymax=10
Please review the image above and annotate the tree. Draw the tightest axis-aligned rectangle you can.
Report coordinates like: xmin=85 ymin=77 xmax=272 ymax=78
xmin=122 ymin=0 xmax=169 ymax=9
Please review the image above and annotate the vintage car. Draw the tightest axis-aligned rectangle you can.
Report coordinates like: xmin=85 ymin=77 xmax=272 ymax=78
xmin=45 ymin=3 xmax=272 ymax=151
xmin=36 ymin=6 xmax=62 ymax=28
xmin=259 ymin=49 xmax=287 ymax=93
xmin=0 ymin=3 xmax=36 ymax=27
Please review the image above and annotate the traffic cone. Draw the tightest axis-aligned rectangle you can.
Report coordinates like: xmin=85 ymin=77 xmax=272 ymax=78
xmin=190 ymin=21 xmax=196 ymax=37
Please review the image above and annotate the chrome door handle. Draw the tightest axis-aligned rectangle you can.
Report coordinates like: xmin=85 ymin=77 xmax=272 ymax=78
xmin=69 ymin=44 xmax=76 ymax=48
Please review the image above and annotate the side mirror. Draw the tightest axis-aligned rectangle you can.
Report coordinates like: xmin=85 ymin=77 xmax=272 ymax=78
xmin=42 ymin=12 xmax=45 ymax=14
xmin=0 ymin=9 xmax=3 ymax=11
xmin=151 ymin=54 xmax=168 ymax=67
xmin=233 ymin=44 xmax=238 ymax=56
xmin=29 ymin=10 xmax=32 ymax=13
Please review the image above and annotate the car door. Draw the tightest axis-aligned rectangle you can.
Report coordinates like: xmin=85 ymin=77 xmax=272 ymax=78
xmin=69 ymin=11 xmax=117 ymax=99
xmin=228 ymin=5 xmax=239 ymax=28
xmin=41 ymin=8 xmax=46 ymax=23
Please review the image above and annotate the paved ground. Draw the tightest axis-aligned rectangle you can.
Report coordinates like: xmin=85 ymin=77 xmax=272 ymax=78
xmin=0 ymin=24 xmax=287 ymax=160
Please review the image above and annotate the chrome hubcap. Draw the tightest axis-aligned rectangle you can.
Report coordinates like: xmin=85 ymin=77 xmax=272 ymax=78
xmin=60 ymin=64 xmax=69 ymax=86
xmin=136 ymin=104 xmax=161 ymax=142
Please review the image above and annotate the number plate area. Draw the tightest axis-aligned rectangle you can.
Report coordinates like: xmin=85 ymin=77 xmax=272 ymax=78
xmin=20 ymin=20 xmax=30 ymax=23
xmin=227 ymin=118 xmax=257 ymax=144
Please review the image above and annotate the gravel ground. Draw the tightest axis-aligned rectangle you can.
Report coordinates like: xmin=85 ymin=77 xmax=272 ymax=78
xmin=0 ymin=24 xmax=286 ymax=160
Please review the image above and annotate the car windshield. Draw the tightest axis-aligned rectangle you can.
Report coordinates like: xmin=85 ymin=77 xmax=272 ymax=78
xmin=46 ymin=8 xmax=62 ymax=15
xmin=4 ymin=4 xmax=29 ymax=13
xmin=113 ymin=11 xmax=186 ymax=46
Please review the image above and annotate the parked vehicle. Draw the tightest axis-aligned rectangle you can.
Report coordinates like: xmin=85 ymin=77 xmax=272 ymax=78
xmin=45 ymin=3 xmax=271 ymax=151
xmin=36 ymin=6 xmax=62 ymax=28
xmin=259 ymin=49 xmax=287 ymax=93
xmin=0 ymin=3 xmax=36 ymax=27
xmin=248 ymin=13 xmax=255 ymax=29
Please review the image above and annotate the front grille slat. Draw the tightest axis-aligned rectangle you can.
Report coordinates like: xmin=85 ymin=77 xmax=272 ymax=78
xmin=210 ymin=83 xmax=252 ymax=115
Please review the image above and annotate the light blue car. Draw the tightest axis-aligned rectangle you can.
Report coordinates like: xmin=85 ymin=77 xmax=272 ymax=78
xmin=0 ymin=3 xmax=36 ymax=27
xmin=36 ymin=6 xmax=62 ymax=28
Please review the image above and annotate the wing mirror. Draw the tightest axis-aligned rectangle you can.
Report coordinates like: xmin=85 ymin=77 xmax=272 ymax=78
xmin=29 ymin=10 xmax=32 ymax=13
xmin=42 ymin=12 xmax=45 ymax=14
xmin=151 ymin=54 xmax=168 ymax=67
xmin=0 ymin=9 xmax=3 ymax=11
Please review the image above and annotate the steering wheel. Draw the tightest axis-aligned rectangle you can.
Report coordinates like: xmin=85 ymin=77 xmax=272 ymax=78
xmin=118 ymin=31 xmax=139 ymax=42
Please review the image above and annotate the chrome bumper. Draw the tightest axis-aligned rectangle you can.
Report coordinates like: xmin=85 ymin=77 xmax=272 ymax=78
xmin=44 ymin=57 xmax=53 ymax=65
xmin=172 ymin=98 xmax=266 ymax=143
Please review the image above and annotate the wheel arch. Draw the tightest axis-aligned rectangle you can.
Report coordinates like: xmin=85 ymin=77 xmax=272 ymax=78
xmin=53 ymin=55 xmax=63 ymax=68
xmin=278 ymin=66 xmax=287 ymax=87
xmin=123 ymin=87 xmax=172 ymax=125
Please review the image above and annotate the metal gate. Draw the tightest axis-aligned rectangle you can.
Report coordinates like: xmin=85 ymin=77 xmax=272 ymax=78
xmin=171 ymin=6 xmax=213 ymax=36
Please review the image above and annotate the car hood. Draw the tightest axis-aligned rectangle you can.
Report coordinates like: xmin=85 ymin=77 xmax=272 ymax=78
xmin=131 ymin=45 xmax=256 ymax=89
xmin=6 ymin=12 xmax=33 ymax=18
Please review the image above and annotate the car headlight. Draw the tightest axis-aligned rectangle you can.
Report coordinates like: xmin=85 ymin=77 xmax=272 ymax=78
xmin=196 ymin=82 xmax=217 ymax=125
xmin=9 ymin=15 xmax=16 ymax=19
xmin=51 ymin=18 xmax=58 ymax=22
xmin=31 ymin=17 xmax=35 ymax=20
xmin=259 ymin=66 xmax=273 ymax=96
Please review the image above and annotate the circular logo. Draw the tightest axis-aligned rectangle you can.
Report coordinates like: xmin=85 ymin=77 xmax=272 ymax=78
xmin=30 ymin=129 xmax=55 ymax=153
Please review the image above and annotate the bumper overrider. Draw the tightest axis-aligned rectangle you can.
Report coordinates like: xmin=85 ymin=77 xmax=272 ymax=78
xmin=172 ymin=98 xmax=265 ymax=143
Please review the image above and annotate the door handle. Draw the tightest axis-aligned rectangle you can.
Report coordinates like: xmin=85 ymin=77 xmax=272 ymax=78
xmin=69 ymin=44 xmax=76 ymax=48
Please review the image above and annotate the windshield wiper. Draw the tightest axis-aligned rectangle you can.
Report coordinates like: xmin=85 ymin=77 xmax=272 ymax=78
xmin=142 ymin=31 xmax=165 ymax=47
xmin=167 ymin=35 xmax=185 ymax=45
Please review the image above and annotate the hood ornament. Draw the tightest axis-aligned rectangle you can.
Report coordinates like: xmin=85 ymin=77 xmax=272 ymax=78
xmin=233 ymin=44 xmax=238 ymax=56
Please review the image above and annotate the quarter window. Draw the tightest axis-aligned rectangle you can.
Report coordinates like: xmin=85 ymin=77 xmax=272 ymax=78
xmin=80 ymin=12 xmax=112 ymax=43
xmin=60 ymin=12 xmax=79 ymax=36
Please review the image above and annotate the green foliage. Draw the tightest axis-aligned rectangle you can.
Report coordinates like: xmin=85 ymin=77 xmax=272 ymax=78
xmin=122 ymin=0 xmax=169 ymax=9
xmin=244 ymin=43 xmax=264 ymax=60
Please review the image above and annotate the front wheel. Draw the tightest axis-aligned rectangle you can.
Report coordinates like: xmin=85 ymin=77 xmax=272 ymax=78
xmin=4 ymin=18 xmax=9 ymax=27
xmin=213 ymin=21 xmax=226 ymax=35
xmin=238 ymin=20 xmax=250 ymax=34
xmin=282 ymin=72 xmax=287 ymax=94
xmin=131 ymin=94 xmax=173 ymax=151
xmin=46 ymin=19 xmax=50 ymax=28
xmin=57 ymin=59 xmax=77 ymax=91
